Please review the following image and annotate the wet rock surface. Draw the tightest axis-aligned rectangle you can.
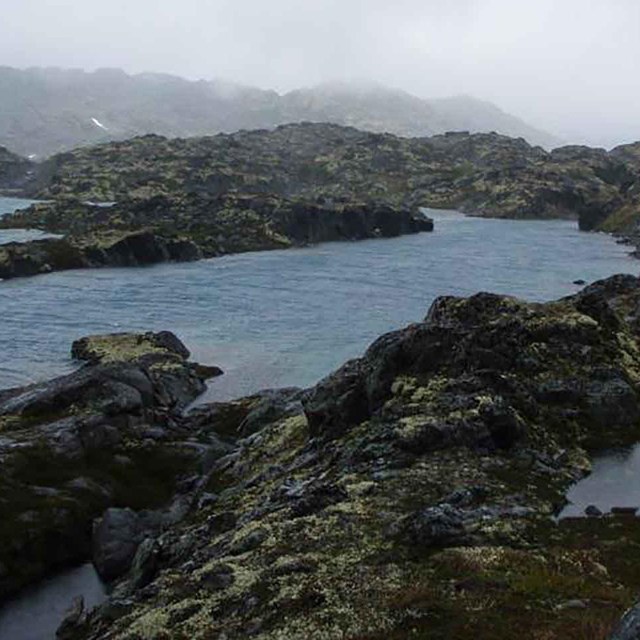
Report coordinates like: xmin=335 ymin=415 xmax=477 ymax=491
xmin=17 ymin=274 xmax=638 ymax=640
xmin=0 ymin=192 xmax=433 ymax=280
xmin=0 ymin=231 xmax=202 ymax=280
xmin=0 ymin=331 xmax=225 ymax=601
xmin=92 ymin=509 xmax=145 ymax=582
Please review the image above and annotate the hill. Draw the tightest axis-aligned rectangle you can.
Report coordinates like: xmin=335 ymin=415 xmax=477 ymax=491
xmin=3 ymin=122 xmax=638 ymax=254
xmin=278 ymin=82 xmax=560 ymax=149
xmin=0 ymin=67 xmax=560 ymax=157
xmin=10 ymin=123 xmax=629 ymax=227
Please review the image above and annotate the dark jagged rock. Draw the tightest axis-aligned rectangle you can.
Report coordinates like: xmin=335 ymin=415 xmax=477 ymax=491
xmin=399 ymin=504 xmax=469 ymax=548
xmin=0 ymin=230 xmax=202 ymax=281
xmin=0 ymin=331 xmax=224 ymax=601
xmin=92 ymin=508 xmax=144 ymax=581
xmin=52 ymin=276 xmax=640 ymax=639
xmin=0 ymin=238 xmax=87 ymax=279
xmin=0 ymin=192 xmax=433 ymax=280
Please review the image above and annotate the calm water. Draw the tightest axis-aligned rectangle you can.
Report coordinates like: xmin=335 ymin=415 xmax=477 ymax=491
xmin=0 ymin=564 xmax=106 ymax=640
xmin=0 ymin=197 xmax=638 ymax=402
xmin=560 ymin=445 xmax=640 ymax=518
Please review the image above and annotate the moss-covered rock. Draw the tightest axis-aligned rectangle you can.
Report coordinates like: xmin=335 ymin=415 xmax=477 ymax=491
xmin=0 ymin=192 xmax=433 ymax=280
xmin=57 ymin=275 xmax=640 ymax=639
xmin=0 ymin=331 xmax=224 ymax=601
xmin=5 ymin=123 xmax=640 ymax=252
xmin=14 ymin=123 xmax=638 ymax=229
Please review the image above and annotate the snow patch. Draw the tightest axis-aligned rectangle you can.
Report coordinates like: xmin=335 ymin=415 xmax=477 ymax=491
xmin=91 ymin=117 xmax=108 ymax=131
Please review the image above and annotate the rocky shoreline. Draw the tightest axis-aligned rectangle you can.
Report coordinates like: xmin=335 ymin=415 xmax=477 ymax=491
xmin=0 ymin=194 xmax=433 ymax=280
xmin=0 ymin=331 xmax=226 ymax=601
xmin=3 ymin=276 xmax=640 ymax=638
xmin=2 ymin=122 xmax=640 ymax=268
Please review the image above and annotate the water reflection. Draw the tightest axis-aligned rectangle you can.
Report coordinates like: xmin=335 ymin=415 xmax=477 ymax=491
xmin=559 ymin=445 xmax=640 ymax=518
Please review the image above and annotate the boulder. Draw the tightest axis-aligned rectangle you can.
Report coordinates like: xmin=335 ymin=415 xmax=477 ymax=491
xmin=127 ymin=537 xmax=161 ymax=590
xmin=56 ymin=596 xmax=85 ymax=639
xmin=92 ymin=508 xmax=144 ymax=581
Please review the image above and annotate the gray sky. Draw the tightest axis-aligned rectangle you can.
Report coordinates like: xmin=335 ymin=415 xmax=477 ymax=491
xmin=2 ymin=0 xmax=639 ymax=146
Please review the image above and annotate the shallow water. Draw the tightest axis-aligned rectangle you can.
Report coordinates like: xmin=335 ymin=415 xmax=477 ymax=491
xmin=0 ymin=564 xmax=106 ymax=640
xmin=0 ymin=198 xmax=637 ymax=401
xmin=559 ymin=445 xmax=640 ymax=518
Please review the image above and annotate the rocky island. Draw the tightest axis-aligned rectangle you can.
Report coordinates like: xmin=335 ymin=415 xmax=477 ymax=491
xmin=1 ymin=123 xmax=639 ymax=276
xmin=3 ymin=275 xmax=640 ymax=638
xmin=0 ymin=193 xmax=433 ymax=280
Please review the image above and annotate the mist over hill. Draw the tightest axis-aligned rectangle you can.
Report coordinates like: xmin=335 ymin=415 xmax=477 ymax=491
xmin=0 ymin=67 xmax=560 ymax=157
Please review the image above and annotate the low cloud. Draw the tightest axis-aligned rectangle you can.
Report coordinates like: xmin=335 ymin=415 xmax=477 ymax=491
xmin=1 ymin=0 xmax=639 ymax=146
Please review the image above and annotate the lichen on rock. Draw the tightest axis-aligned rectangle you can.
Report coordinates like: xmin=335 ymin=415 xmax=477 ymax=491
xmin=36 ymin=275 xmax=640 ymax=639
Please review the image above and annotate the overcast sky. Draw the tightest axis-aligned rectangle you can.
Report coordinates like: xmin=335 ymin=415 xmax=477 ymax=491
xmin=1 ymin=0 xmax=639 ymax=146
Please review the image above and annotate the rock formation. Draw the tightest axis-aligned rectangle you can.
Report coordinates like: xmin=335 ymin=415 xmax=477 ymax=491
xmin=5 ymin=123 xmax=635 ymax=233
xmin=0 ymin=193 xmax=433 ymax=280
xmin=4 ymin=122 xmax=640 ymax=258
xmin=3 ymin=277 xmax=640 ymax=637
xmin=0 ymin=331 xmax=222 ymax=599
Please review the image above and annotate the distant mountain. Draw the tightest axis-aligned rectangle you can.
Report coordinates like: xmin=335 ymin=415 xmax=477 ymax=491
xmin=0 ymin=67 xmax=280 ymax=157
xmin=277 ymin=83 xmax=560 ymax=149
xmin=0 ymin=67 xmax=561 ymax=157
xmin=427 ymin=95 xmax=561 ymax=149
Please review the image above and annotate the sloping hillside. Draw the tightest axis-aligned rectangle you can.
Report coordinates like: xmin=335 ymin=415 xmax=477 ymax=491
xmin=278 ymin=83 xmax=560 ymax=149
xmin=0 ymin=67 xmax=560 ymax=157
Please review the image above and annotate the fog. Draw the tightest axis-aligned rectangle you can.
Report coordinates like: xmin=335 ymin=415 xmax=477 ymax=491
xmin=1 ymin=0 xmax=639 ymax=147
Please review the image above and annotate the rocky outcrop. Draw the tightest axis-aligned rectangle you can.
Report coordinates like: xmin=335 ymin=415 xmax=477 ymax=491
xmin=7 ymin=122 xmax=640 ymax=255
xmin=0 ymin=331 xmax=224 ymax=600
xmin=45 ymin=275 xmax=640 ymax=640
xmin=13 ymin=123 xmax=635 ymax=227
xmin=0 ymin=193 xmax=433 ymax=280
xmin=0 ymin=231 xmax=201 ymax=280
xmin=0 ymin=238 xmax=86 ymax=279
